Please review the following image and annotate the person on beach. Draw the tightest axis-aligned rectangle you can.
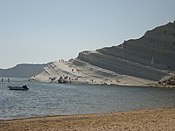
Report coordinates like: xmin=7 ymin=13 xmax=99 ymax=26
xmin=1 ymin=78 xmax=3 ymax=83
xmin=8 ymin=78 xmax=10 ymax=83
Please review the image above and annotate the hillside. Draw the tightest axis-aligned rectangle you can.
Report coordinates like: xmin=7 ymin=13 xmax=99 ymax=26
xmin=76 ymin=22 xmax=175 ymax=81
xmin=0 ymin=64 xmax=48 ymax=78
xmin=32 ymin=22 xmax=175 ymax=86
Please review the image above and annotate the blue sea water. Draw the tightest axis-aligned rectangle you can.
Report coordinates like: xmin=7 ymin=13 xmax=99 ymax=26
xmin=0 ymin=77 xmax=175 ymax=120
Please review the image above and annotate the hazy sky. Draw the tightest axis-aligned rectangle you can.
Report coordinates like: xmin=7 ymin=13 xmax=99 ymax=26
xmin=0 ymin=0 xmax=175 ymax=68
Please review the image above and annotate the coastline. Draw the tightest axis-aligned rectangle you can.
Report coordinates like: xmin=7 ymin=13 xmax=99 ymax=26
xmin=0 ymin=107 xmax=175 ymax=131
xmin=32 ymin=79 xmax=175 ymax=89
xmin=30 ymin=60 xmax=175 ymax=88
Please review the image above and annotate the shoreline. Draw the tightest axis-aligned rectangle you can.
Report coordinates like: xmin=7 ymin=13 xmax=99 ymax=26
xmin=31 ymin=80 xmax=175 ymax=89
xmin=1 ymin=107 xmax=175 ymax=131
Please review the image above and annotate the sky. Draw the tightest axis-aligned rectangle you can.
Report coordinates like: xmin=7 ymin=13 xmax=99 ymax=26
xmin=0 ymin=0 xmax=175 ymax=68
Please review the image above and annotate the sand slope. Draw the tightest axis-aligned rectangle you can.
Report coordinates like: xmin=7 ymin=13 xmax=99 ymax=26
xmin=0 ymin=108 xmax=175 ymax=131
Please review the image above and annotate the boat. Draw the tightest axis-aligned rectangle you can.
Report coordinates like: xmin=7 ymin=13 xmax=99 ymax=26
xmin=57 ymin=79 xmax=68 ymax=83
xmin=8 ymin=85 xmax=29 ymax=91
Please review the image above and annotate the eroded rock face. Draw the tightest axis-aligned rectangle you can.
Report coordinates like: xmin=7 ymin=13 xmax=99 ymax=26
xmin=77 ymin=22 xmax=175 ymax=81
xmin=32 ymin=22 xmax=175 ymax=85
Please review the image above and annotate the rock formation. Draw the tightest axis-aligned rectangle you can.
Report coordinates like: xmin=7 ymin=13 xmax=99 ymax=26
xmin=32 ymin=21 xmax=175 ymax=86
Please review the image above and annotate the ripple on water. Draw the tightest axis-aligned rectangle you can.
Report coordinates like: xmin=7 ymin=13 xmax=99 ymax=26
xmin=0 ymin=82 xmax=175 ymax=120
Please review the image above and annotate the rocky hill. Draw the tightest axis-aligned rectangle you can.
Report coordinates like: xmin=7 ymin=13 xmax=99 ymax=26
xmin=0 ymin=64 xmax=48 ymax=78
xmin=32 ymin=21 xmax=175 ymax=86
xmin=73 ymin=22 xmax=175 ymax=80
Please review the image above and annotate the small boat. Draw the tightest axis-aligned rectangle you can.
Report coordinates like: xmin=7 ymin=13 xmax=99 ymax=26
xmin=8 ymin=85 xmax=29 ymax=91
xmin=57 ymin=79 xmax=68 ymax=84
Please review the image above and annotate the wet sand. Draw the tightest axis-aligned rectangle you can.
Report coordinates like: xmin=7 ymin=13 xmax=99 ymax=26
xmin=0 ymin=108 xmax=175 ymax=131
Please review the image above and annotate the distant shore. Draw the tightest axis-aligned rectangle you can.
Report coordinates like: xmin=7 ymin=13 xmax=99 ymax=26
xmin=0 ymin=107 xmax=175 ymax=131
xmin=31 ymin=78 xmax=175 ymax=89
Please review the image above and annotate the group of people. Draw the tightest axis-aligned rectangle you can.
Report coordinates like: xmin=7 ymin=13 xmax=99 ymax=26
xmin=1 ymin=78 xmax=10 ymax=83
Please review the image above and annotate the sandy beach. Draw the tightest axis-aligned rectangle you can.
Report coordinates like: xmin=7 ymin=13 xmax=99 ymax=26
xmin=0 ymin=107 xmax=175 ymax=131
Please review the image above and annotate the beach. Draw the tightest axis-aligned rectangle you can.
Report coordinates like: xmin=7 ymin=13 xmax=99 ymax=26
xmin=0 ymin=108 xmax=174 ymax=131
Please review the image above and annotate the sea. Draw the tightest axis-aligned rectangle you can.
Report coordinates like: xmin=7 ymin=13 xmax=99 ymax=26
xmin=0 ymin=77 xmax=175 ymax=120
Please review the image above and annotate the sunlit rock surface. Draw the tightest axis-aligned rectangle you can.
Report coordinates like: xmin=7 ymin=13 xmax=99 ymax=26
xmin=32 ymin=22 xmax=175 ymax=86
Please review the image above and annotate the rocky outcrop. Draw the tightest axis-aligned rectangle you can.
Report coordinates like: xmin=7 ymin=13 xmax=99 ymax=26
xmin=32 ymin=21 xmax=175 ymax=86
xmin=98 ymin=22 xmax=175 ymax=70
xmin=32 ymin=60 xmax=154 ymax=86
xmin=76 ymin=22 xmax=175 ymax=81
xmin=159 ymin=74 xmax=175 ymax=85
xmin=76 ymin=50 xmax=166 ymax=81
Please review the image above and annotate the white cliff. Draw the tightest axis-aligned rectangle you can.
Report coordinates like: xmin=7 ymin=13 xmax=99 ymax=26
xmin=31 ymin=21 xmax=175 ymax=87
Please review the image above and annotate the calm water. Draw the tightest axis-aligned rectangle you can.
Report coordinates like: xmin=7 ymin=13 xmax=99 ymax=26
xmin=0 ymin=78 xmax=175 ymax=120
